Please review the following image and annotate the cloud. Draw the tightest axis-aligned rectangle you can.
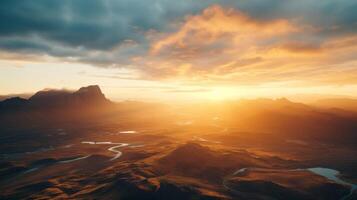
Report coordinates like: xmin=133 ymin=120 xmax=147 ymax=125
xmin=163 ymin=88 xmax=212 ymax=93
xmin=0 ymin=0 xmax=214 ymax=63
xmin=1 ymin=0 xmax=355 ymax=57
xmin=132 ymin=5 xmax=298 ymax=80
xmin=279 ymin=42 xmax=322 ymax=54
xmin=145 ymin=5 xmax=297 ymax=77
xmin=151 ymin=5 xmax=296 ymax=54
xmin=0 ymin=1 xmax=357 ymax=87
xmin=130 ymin=4 xmax=357 ymax=87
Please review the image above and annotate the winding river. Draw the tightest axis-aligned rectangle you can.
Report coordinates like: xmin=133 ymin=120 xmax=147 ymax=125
xmin=59 ymin=155 xmax=91 ymax=163
xmin=22 ymin=155 xmax=92 ymax=175
xmin=19 ymin=141 xmax=130 ymax=176
xmin=81 ymin=141 xmax=129 ymax=160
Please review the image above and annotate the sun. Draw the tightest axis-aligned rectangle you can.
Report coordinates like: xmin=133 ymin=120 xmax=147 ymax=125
xmin=205 ymin=87 xmax=241 ymax=101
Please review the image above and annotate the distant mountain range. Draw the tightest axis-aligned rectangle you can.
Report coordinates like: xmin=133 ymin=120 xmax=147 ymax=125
xmin=0 ymin=85 xmax=115 ymax=128
xmin=220 ymin=98 xmax=357 ymax=145
xmin=0 ymin=93 xmax=32 ymax=101
xmin=1 ymin=86 xmax=357 ymax=146
xmin=0 ymin=85 xmax=111 ymax=112
xmin=313 ymin=98 xmax=357 ymax=112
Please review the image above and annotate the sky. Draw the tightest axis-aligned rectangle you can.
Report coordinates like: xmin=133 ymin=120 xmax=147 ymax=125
xmin=1 ymin=0 xmax=357 ymax=102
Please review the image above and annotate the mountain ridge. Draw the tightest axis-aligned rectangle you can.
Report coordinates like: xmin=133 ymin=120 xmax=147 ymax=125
xmin=0 ymin=85 xmax=111 ymax=111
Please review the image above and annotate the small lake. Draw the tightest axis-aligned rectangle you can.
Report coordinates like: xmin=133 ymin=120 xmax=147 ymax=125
xmin=308 ymin=167 xmax=357 ymax=200
xmin=119 ymin=131 xmax=137 ymax=134
xmin=227 ymin=167 xmax=356 ymax=200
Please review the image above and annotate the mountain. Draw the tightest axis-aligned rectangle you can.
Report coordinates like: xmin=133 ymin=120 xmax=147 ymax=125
xmin=156 ymin=143 xmax=271 ymax=183
xmin=313 ymin=98 xmax=357 ymax=112
xmin=0 ymin=97 xmax=28 ymax=111
xmin=28 ymin=90 xmax=72 ymax=107
xmin=0 ymin=85 xmax=113 ymax=127
xmin=222 ymin=98 xmax=357 ymax=145
xmin=28 ymin=85 xmax=110 ymax=108
xmin=0 ymin=85 xmax=110 ymax=111
xmin=0 ymin=93 xmax=32 ymax=101
xmin=178 ymin=98 xmax=357 ymax=146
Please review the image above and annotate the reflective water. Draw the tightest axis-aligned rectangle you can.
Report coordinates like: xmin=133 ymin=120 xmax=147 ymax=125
xmin=308 ymin=167 xmax=357 ymax=200
xmin=119 ymin=131 xmax=137 ymax=134
xmin=81 ymin=141 xmax=129 ymax=160
xmin=59 ymin=155 xmax=91 ymax=164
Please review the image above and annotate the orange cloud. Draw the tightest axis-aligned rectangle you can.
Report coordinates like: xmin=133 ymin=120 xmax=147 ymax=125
xmin=133 ymin=5 xmax=357 ymax=88
xmin=151 ymin=5 xmax=297 ymax=54
xmin=138 ymin=5 xmax=305 ymax=81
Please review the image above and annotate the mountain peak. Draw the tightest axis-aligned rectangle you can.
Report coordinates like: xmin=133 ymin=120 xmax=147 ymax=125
xmin=276 ymin=97 xmax=291 ymax=104
xmin=76 ymin=85 xmax=101 ymax=94
xmin=73 ymin=85 xmax=106 ymax=101
xmin=5 ymin=85 xmax=111 ymax=109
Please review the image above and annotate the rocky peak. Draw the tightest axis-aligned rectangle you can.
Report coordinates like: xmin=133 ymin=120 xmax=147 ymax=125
xmin=74 ymin=85 xmax=104 ymax=98
xmin=22 ymin=85 xmax=110 ymax=108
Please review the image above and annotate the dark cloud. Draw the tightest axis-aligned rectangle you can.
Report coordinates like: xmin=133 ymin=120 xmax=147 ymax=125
xmin=0 ymin=37 xmax=51 ymax=52
xmin=225 ymin=0 xmax=357 ymax=31
xmin=0 ymin=0 xmax=209 ymax=50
